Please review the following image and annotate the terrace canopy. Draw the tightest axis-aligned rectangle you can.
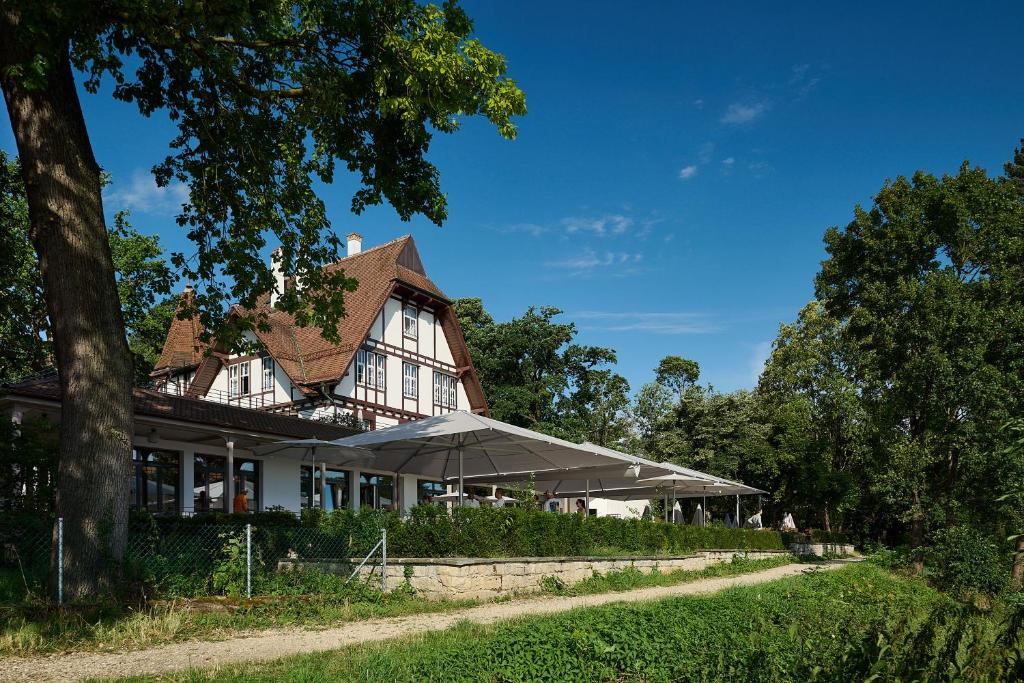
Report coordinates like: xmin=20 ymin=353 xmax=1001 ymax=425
xmin=329 ymin=411 xmax=641 ymax=505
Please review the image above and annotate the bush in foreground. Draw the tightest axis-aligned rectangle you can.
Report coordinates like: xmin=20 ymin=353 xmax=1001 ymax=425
xmin=155 ymin=563 xmax=1024 ymax=683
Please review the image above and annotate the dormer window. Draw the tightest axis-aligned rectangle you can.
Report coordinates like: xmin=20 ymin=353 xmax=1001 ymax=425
xmin=403 ymin=305 xmax=418 ymax=339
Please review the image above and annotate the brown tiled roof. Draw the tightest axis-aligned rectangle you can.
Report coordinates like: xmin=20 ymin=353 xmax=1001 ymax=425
xmin=153 ymin=287 xmax=206 ymax=373
xmin=176 ymin=236 xmax=487 ymax=414
xmin=2 ymin=371 xmax=358 ymax=440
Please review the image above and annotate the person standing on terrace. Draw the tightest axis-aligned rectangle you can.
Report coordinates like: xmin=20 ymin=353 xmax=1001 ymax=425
xmin=541 ymin=490 xmax=560 ymax=512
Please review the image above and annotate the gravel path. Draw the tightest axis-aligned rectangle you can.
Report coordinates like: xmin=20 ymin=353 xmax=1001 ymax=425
xmin=0 ymin=561 xmax=850 ymax=682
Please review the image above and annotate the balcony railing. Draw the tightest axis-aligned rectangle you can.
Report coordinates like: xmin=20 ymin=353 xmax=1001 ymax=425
xmin=155 ymin=383 xmax=285 ymax=411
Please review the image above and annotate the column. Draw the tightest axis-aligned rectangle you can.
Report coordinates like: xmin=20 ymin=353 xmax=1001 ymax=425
xmin=180 ymin=449 xmax=195 ymax=516
xmin=319 ymin=461 xmax=327 ymax=511
xmin=349 ymin=468 xmax=360 ymax=511
xmin=225 ymin=440 xmax=235 ymax=513
xmin=401 ymin=475 xmax=418 ymax=514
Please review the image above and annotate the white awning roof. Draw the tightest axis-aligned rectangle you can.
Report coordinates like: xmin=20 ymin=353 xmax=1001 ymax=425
xmin=330 ymin=411 xmax=637 ymax=481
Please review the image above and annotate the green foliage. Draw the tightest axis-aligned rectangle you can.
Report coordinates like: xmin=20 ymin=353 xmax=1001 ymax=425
xmin=451 ymin=299 xmax=630 ymax=444
xmin=929 ymin=526 xmax=1009 ymax=598
xmin=0 ymin=151 xmax=49 ymax=383
xmin=4 ymin=0 xmax=526 ymax=349
xmin=149 ymin=564 xmax=984 ymax=683
xmin=0 ymin=153 xmax=176 ymax=385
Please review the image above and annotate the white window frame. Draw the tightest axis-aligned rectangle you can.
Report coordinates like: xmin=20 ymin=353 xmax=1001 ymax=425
xmin=403 ymin=362 xmax=418 ymax=398
xmin=357 ymin=349 xmax=386 ymax=390
xmin=238 ymin=361 xmax=250 ymax=396
xmin=228 ymin=364 xmax=239 ymax=398
xmin=433 ymin=371 xmax=458 ymax=409
xmin=262 ymin=356 xmax=275 ymax=392
xmin=375 ymin=353 xmax=386 ymax=390
xmin=403 ymin=305 xmax=418 ymax=339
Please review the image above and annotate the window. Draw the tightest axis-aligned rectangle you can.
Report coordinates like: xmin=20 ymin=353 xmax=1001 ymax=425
xmin=130 ymin=448 xmax=180 ymax=514
xmin=234 ymin=459 xmax=260 ymax=512
xmin=194 ymin=454 xmax=225 ymax=512
xmin=357 ymin=348 xmax=386 ymax=390
xmin=359 ymin=473 xmax=393 ymax=509
xmin=403 ymin=362 xmax=418 ymax=398
xmin=418 ymin=480 xmax=446 ymax=505
xmin=262 ymin=357 xmax=275 ymax=391
xmin=228 ymin=365 xmax=239 ymax=397
xmin=239 ymin=361 xmax=250 ymax=396
xmin=433 ymin=371 xmax=458 ymax=408
xmin=301 ymin=467 xmax=350 ymax=510
xmin=403 ymin=305 xmax=418 ymax=338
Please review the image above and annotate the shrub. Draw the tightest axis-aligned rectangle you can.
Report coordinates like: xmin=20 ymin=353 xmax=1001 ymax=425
xmin=929 ymin=526 xmax=1008 ymax=597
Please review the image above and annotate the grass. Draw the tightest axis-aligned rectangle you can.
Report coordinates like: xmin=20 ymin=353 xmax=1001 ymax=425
xmin=105 ymin=563 xmax=956 ymax=683
xmin=1 ymin=556 xmax=798 ymax=657
xmin=0 ymin=578 xmax=476 ymax=657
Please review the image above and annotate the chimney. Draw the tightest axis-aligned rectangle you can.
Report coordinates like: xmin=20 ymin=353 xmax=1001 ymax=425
xmin=270 ymin=248 xmax=286 ymax=307
xmin=347 ymin=232 xmax=363 ymax=255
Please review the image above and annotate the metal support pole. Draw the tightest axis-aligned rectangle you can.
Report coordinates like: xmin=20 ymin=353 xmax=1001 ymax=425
xmin=585 ymin=480 xmax=590 ymax=515
xmin=319 ymin=461 xmax=327 ymax=511
xmin=245 ymin=523 xmax=252 ymax=598
xmin=225 ymin=440 xmax=235 ymax=513
xmin=703 ymin=489 xmax=707 ymax=527
xmin=457 ymin=436 xmax=465 ymax=508
xmin=57 ymin=517 xmax=63 ymax=605
xmin=381 ymin=527 xmax=388 ymax=593
xmin=736 ymin=494 xmax=740 ymax=528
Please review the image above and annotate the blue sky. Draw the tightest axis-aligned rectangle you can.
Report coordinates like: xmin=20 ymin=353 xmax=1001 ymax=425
xmin=3 ymin=1 xmax=1023 ymax=394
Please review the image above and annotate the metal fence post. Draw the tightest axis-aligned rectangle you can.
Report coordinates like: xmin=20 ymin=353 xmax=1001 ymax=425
xmin=381 ymin=527 xmax=387 ymax=593
xmin=57 ymin=517 xmax=64 ymax=605
xmin=245 ymin=523 xmax=252 ymax=599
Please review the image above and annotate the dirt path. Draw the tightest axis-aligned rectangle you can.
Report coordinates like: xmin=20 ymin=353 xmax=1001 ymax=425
xmin=1 ymin=561 xmax=851 ymax=682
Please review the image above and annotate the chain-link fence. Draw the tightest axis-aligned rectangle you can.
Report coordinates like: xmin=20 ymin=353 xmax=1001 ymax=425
xmin=0 ymin=518 xmax=389 ymax=603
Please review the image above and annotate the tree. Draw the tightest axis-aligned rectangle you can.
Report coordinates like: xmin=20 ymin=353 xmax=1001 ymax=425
xmin=654 ymin=355 xmax=700 ymax=399
xmin=0 ymin=151 xmax=49 ymax=383
xmin=451 ymin=299 xmax=624 ymax=439
xmin=816 ymin=161 xmax=1024 ymax=560
xmin=1006 ymin=137 xmax=1024 ymax=198
xmin=757 ymin=302 xmax=867 ymax=531
xmin=1 ymin=1 xmax=525 ymax=598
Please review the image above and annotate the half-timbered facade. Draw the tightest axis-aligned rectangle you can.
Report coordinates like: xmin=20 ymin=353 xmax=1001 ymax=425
xmin=151 ymin=233 xmax=487 ymax=429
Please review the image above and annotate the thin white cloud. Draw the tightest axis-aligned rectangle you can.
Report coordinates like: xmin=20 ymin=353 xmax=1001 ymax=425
xmin=575 ymin=311 xmax=721 ymax=335
xmin=561 ymin=214 xmax=633 ymax=236
xmin=748 ymin=161 xmax=773 ymax=178
xmin=720 ymin=101 xmax=769 ymax=125
xmin=722 ymin=157 xmax=735 ymax=166
xmin=693 ymin=98 xmax=705 ymax=109
xmin=789 ymin=63 xmax=822 ymax=98
xmin=545 ymin=249 xmax=643 ymax=275
xmin=105 ymin=169 xmax=189 ymax=215
xmin=749 ymin=340 xmax=773 ymax=385
xmin=678 ymin=165 xmax=698 ymax=180
xmin=698 ymin=142 xmax=715 ymax=164
xmin=495 ymin=222 xmax=546 ymax=236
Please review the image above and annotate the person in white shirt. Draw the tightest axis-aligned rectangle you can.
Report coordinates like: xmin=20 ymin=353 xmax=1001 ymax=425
xmin=492 ymin=488 xmax=508 ymax=508
xmin=745 ymin=508 xmax=763 ymax=529
xmin=462 ymin=491 xmax=480 ymax=508
xmin=781 ymin=512 xmax=797 ymax=531
xmin=541 ymin=490 xmax=560 ymax=512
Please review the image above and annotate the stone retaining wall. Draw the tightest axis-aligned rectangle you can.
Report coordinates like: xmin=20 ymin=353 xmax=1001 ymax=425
xmin=787 ymin=542 xmax=856 ymax=557
xmin=277 ymin=549 xmax=789 ymax=601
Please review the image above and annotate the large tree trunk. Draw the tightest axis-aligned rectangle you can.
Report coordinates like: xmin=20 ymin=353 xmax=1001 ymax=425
xmin=1 ymin=30 xmax=134 ymax=600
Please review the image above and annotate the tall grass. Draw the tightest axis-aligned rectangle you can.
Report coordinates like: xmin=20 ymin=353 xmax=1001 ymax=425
xmin=117 ymin=564 xmax=1024 ymax=683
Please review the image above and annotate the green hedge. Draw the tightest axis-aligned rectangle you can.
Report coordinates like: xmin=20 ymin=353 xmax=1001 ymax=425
xmin=280 ymin=506 xmax=785 ymax=559
xmin=782 ymin=529 xmax=851 ymax=545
